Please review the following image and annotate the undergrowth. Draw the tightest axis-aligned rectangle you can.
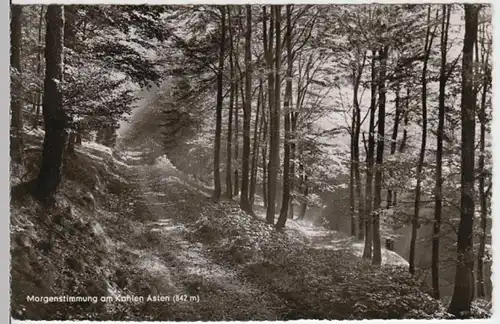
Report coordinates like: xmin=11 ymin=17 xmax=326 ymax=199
xmin=10 ymin=136 xmax=492 ymax=320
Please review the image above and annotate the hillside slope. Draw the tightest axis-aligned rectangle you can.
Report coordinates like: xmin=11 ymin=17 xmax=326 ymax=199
xmin=11 ymin=135 xmax=472 ymax=320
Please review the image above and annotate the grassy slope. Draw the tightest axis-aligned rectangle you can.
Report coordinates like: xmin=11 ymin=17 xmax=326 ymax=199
xmin=10 ymin=133 xmax=490 ymax=320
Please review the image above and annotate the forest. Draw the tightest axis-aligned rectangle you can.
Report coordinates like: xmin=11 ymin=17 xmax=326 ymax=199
xmin=10 ymin=3 xmax=493 ymax=321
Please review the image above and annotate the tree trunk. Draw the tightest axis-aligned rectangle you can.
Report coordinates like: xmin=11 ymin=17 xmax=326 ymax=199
xmin=276 ymin=5 xmax=293 ymax=230
xmin=10 ymin=5 xmax=23 ymax=163
xmin=354 ymin=152 xmax=364 ymax=239
xmin=477 ymin=23 xmax=490 ymax=300
xmin=212 ymin=7 xmax=226 ymax=201
xmin=399 ymin=86 xmax=410 ymax=152
xmin=234 ymin=80 xmax=240 ymax=197
xmin=266 ymin=5 xmax=280 ymax=225
xmin=299 ymin=167 xmax=308 ymax=220
xmin=66 ymin=132 xmax=76 ymax=155
xmin=448 ymin=5 xmax=478 ymax=317
xmin=35 ymin=5 xmax=66 ymax=200
xmin=354 ymin=54 xmax=366 ymax=240
xmin=262 ymin=115 xmax=268 ymax=208
xmin=363 ymin=49 xmax=377 ymax=260
xmin=225 ymin=6 xmax=234 ymax=199
xmin=250 ymin=79 xmax=264 ymax=205
xmin=386 ymin=84 xmax=401 ymax=208
xmin=392 ymin=86 xmax=408 ymax=207
xmin=288 ymin=112 xmax=297 ymax=219
xmin=261 ymin=5 xmax=270 ymax=209
xmin=240 ymin=5 xmax=253 ymax=213
xmin=351 ymin=51 xmax=366 ymax=237
xmin=233 ymin=9 xmax=242 ymax=198
xmin=433 ymin=4 xmax=450 ymax=300
xmin=410 ymin=6 xmax=435 ymax=274
xmin=372 ymin=45 xmax=389 ymax=266
xmin=34 ymin=5 xmax=45 ymax=127
xmin=349 ymin=103 xmax=356 ymax=236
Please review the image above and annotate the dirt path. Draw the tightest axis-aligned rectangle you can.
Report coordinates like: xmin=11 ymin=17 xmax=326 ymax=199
xmin=109 ymin=151 xmax=410 ymax=320
xmin=114 ymin=154 xmax=283 ymax=320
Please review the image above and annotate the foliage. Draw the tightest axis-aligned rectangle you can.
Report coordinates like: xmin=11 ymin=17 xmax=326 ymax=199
xmin=10 ymin=3 xmax=493 ymax=320
xmin=16 ymin=5 xmax=166 ymax=140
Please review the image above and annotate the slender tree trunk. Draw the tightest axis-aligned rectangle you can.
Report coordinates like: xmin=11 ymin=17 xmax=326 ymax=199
xmin=288 ymin=113 xmax=297 ymax=219
xmin=354 ymin=54 xmax=366 ymax=240
xmin=212 ymin=7 xmax=226 ymax=201
xmin=66 ymin=132 xmax=76 ymax=155
xmin=399 ymin=88 xmax=410 ymax=154
xmin=351 ymin=51 xmax=366 ymax=237
xmin=240 ymin=5 xmax=253 ymax=213
xmin=34 ymin=6 xmax=45 ymax=126
xmin=299 ymin=166 xmax=308 ymax=220
xmin=386 ymin=84 xmax=401 ymax=208
xmin=254 ymin=81 xmax=266 ymax=204
xmin=433 ymin=4 xmax=450 ymax=300
xmin=354 ymin=152 xmax=364 ymax=239
xmin=10 ymin=5 xmax=23 ymax=163
xmin=448 ymin=5 xmax=479 ymax=317
xmin=266 ymin=5 xmax=280 ymax=225
xmin=276 ymin=5 xmax=293 ymax=230
xmin=225 ymin=7 xmax=234 ymax=199
xmin=477 ymin=24 xmax=490 ymax=300
xmin=234 ymin=80 xmax=240 ymax=197
xmin=349 ymin=103 xmax=356 ymax=236
xmin=394 ymin=87 xmax=409 ymax=210
xmin=250 ymin=79 xmax=263 ymax=205
xmin=233 ymin=10 xmax=242 ymax=198
xmin=372 ymin=45 xmax=389 ymax=266
xmin=363 ymin=49 xmax=377 ymax=260
xmin=410 ymin=6 xmax=435 ymax=274
xmin=262 ymin=114 xmax=268 ymax=208
xmin=35 ymin=5 xmax=66 ymax=200
xmin=262 ymin=6 xmax=270 ymax=209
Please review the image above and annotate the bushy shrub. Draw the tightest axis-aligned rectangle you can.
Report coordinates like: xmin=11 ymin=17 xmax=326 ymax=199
xmin=470 ymin=299 xmax=492 ymax=318
xmin=335 ymin=266 xmax=442 ymax=319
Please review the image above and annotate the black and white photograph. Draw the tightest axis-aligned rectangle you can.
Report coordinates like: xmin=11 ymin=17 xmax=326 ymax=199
xmin=9 ymin=1 xmax=494 ymax=321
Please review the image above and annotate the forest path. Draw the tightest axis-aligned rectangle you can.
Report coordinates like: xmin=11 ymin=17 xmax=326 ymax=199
xmin=288 ymin=220 xmax=409 ymax=266
xmin=112 ymin=150 xmax=408 ymax=320
xmin=252 ymin=203 xmax=408 ymax=266
xmin=114 ymin=152 xmax=283 ymax=320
